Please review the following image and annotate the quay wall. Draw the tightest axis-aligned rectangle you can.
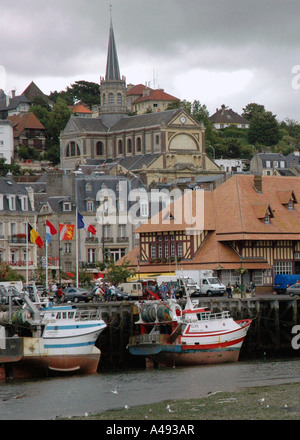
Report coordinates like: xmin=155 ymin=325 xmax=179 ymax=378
xmin=76 ymin=297 xmax=300 ymax=369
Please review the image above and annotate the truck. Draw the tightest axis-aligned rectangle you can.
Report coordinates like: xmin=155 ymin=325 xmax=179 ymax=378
xmin=274 ymin=274 xmax=300 ymax=294
xmin=197 ymin=275 xmax=226 ymax=296
xmin=158 ymin=272 xmax=225 ymax=297
xmin=118 ymin=281 xmax=143 ymax=299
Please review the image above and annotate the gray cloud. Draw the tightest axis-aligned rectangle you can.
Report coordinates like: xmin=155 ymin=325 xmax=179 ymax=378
xmin=0 ymin=0 xmax=299 ymax=120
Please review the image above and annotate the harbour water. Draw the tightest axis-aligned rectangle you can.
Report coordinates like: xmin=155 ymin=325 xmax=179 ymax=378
xmin=0 ymin=358 xmax=299 ymax=420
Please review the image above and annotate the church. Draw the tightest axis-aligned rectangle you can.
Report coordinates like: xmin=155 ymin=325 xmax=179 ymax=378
xmin=59 ymin=18 xmax=220 ymax=184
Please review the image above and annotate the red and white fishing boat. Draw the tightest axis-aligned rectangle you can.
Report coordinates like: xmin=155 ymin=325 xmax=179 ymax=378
xmin=128 ymin=291 xmax=251 ymax=367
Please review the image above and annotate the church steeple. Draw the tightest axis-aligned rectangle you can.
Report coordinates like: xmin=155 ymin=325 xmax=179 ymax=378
xmin=99 ymin=10 xmax=127 ymax=125
xmin=105 ymin=18 xmax=121 ymax=81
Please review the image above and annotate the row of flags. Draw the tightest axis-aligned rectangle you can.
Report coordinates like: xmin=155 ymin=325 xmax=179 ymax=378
xmin=28 ymin=212 xmax=97 ymax=248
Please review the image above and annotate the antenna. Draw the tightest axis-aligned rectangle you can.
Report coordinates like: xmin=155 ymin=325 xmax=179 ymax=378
xmin=153 ymin=69 xmax=159 ymax=89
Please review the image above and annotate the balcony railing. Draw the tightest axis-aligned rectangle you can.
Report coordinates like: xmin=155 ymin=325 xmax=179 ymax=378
xmin=9 ymin=235 xmax=27 ymax=244
xmin=116 ymin=237 xmax=129 ymax=243
xmin=5 ymin=260 xmax=34 ymax=266
xmin=85 ymin=237 xmax=99 ymax=243
xmin=80 ymin=262 xmax=98 ymax=269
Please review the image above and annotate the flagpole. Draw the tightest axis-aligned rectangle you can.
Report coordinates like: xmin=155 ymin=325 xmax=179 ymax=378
xmin=26 ymin=222 xmax=29 ymax=286
xmin=76 ymin=206 xmax=79 ymax=288
xmin=45 ymin=218 xmax=48 ymax=292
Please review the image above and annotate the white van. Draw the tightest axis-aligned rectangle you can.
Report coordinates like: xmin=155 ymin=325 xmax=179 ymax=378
xmin=118 ymin=282 xmax=143 ymax=299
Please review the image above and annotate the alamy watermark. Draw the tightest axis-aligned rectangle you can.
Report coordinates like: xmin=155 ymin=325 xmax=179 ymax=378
xmin=94 ymin=182 xmax=204 ymax=233
xmin=291 ymin=325 xmax=300 ymax=349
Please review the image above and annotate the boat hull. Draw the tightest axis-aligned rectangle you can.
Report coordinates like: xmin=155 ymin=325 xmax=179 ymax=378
xmin=1 ymin=320 xmax=106 ymax=379
xmin=129 ymin=319 xmax=251 ymax=367
xmin=6 ymin=347 xmax=101 ymax=379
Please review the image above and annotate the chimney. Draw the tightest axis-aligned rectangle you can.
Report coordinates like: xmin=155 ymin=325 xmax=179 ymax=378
xmin=253 ymin=174 xmax=262 ymax=193
xmin=11 ymin=90 xmax=16 ymax=98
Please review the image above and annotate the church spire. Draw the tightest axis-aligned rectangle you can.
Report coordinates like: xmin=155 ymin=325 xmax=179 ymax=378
xmin=99 ymin=6 xmax=127 ymax=125
xmin=105 ymin=9 xmax=120 ymax=81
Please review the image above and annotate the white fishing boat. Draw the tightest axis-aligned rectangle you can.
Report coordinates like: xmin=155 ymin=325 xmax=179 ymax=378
xmin=0 ymin=294 xmax=106 ymax=380
xmin=128 ymin=291 xmax=251 ymax=367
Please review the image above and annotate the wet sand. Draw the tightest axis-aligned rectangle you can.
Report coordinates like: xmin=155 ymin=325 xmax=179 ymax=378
xmin=71 ymin=382 xmax=300 ymax=420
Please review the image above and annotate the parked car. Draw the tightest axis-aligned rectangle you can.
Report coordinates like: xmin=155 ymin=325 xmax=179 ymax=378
xmin=62 ymin=287 xmax=93 ymax=303
xmin=286 ymin=283 xmax=300 ymax=297
xmin=111 ymin=287 xmax=130 ymax=301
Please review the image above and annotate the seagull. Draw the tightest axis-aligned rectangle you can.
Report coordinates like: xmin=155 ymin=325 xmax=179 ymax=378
xmin=111 ymin=386 xmax=119 ymax=394
xmin=124 ymin=404 xmax=130 ymax=410
xmin=166 ymin=404 xmax=175 ymax=413
xmin=259 ymin=398 xmax=265 ymax=403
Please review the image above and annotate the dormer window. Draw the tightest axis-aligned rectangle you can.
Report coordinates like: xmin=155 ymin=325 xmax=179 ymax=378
xmin=86 ymin=200 xmax=94 ymax=211
xmin=252 ymin=203 xmax=274 ymax=224
xmin=63 ymin=202 xmax=71 ymax=212
xmin=277 ymin=190 xmax=297 ymax=211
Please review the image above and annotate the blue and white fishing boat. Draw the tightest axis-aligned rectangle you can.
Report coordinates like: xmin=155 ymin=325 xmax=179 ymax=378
xmin=0 ymin=294 xmax=106 ymax=380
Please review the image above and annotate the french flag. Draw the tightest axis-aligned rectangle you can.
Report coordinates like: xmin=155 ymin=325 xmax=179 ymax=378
xmin=78 ymin=212 xmax=97 ymax=235
xmin=46 ymin=219 xmax=57 ymax=243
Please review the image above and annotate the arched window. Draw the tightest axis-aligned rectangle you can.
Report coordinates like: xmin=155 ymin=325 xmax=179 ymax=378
xmin=66 ymin=142 xmax=80 ymax=157
xmin=117 ymin=93 xmax=122 ymax=105
xmin=109 ymin=93 xmax=114 ymax=105
xmin=96 ymin=141 xmax=104 ymax=156
xmin=127 ymin=138 xmax=132 ymax=153
xmin=136 ymin=137 xmax=142 ymax=152
xmin=118 ymin=140 xmax=123 ymax=155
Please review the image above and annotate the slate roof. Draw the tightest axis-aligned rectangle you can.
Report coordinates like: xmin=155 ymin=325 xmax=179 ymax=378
xmin=111 ymin=109 xmax=180 ymax=131
xmin=117 ymin=153 xmax=161 ymax=170
xmin=22 ymin=81 xmax=49 ymax=103
xmin=209 ymin=107 xmax=249 ymax=125
xmin=105 ymin=19 xmax=120 ymax=81
xmin=6 ymin=94 xmax=30 ymax=110
xmin=69 ymin=116 xmax=109 ymax=132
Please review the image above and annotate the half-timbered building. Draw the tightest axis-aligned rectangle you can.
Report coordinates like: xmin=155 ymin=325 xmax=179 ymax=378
xmin=123 ymin=175 xmax=300 ymax=292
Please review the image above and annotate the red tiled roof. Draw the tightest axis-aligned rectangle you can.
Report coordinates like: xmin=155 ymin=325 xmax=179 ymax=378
xmin=69 ymin=104 xmax=92 ymax=114
xmin=8 ymin=113 xmax=45 ymax=137
xmin=133 ymin=89 xmax=178 ymax=104
xmin=126 ymin=84 xmax=150 ymax=96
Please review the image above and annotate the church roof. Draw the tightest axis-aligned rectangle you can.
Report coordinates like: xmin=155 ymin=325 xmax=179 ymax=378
xmin=111 ymin=109 xmax=180 ymax=130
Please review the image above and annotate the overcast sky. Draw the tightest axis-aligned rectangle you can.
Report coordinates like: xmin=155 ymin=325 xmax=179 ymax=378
xmin=1 ymin=0 xmax=300 ymax=121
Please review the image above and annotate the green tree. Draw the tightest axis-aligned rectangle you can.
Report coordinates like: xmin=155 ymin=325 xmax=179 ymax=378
xmin=67 ymin=80 xmax=100 ymax=109
xmin=0 ymin=264 xmax=25 ymax=281
xmin=106 ymin=260 xmax=136 ymax=285
xmin=242 ymin=103 xmax=265 ymax=121
xmin=247 ymin=110 xmax=280 ymax=146
xmin=49 ymin=98 xmax=72 ymax=144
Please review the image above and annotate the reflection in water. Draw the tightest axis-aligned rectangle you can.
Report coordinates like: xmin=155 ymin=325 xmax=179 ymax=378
xmin=0 ymin=358 xmax=299 ymax=420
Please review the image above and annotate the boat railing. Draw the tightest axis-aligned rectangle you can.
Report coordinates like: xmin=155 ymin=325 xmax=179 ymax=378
xmin=196 ymin=311 xmax=230 ymax=321
xmin=129 ymin=333 xmax=169 ymax=345
xmin=75 ymin=308 xmax=103 ymax=321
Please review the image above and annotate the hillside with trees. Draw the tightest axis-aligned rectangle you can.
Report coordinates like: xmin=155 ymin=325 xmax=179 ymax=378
xmin=11 ymin=79 xmax=300 ymax=172
xmin=168 ymin=99 xmax=300 ymax=161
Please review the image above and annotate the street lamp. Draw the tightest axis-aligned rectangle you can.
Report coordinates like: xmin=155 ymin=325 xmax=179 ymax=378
xmin=208 ymin=145 xmax=216 ymax=160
